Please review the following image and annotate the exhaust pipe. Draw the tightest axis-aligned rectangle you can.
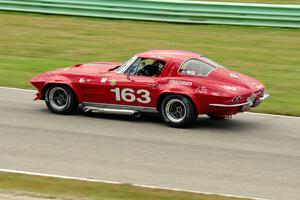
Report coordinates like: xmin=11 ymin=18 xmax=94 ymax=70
xmin=83 ymin=106 xmax=140 ymax=116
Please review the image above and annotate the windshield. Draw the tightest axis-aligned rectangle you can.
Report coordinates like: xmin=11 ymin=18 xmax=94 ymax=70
xmin=114 ymin=56 xmax=137 ymax=74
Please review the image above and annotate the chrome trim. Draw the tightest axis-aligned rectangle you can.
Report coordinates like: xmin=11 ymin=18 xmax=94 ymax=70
xmin=165 ymin=99 xmax=187 ymax=123
xmin=209 ymin=102 xmax=251 ymax=107
xmin=82 ymin=102 xmax=158 ymax=113
xmin=252 ymin=93 xmax=269 ymax=108
xmin=114 ymin=55 xmax=138 ymax=74
xmin=260 ymin=93 xmax=270 ymax=101
xmin=48 ymin=86 xmax=70 ymax=110
xmin=83 ymin=106 xmax=138 ymax=116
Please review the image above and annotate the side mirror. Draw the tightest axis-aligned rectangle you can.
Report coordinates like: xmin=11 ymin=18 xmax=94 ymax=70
xmin=126 ymin=73 xmax=131 ymax=80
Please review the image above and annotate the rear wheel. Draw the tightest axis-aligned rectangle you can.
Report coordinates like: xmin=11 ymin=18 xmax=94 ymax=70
xmin=161 ymin=95 xmax=197 ymax=128
xmin=45 ymin=85 xmax=78 ymax=114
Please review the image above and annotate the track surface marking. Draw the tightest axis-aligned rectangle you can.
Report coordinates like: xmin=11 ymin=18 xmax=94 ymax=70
xmin=0 ymin=88 xmax=299 ymax=200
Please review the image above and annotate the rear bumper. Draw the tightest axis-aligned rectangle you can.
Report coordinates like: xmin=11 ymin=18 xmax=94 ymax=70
xmin=252 ymin=93 xmax=269 ymax=108
xmin=209 ymin=101 xmax=250 ymax=108
xmin=208 ymin=92 xmax=269 ymax=115
xmin=209 ymin=93 xmax=269 ymax=108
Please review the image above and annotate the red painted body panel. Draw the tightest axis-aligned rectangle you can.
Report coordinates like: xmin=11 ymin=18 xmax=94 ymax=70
xmin=31 ymin=50 xmax=266 ymax=116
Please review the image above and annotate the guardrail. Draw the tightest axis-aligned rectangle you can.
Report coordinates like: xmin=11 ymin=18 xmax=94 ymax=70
xmin=0 ymin=0 xmax=299 ymax=27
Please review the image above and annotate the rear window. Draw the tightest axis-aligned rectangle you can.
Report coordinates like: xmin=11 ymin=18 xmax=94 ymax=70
xmin=178 ymin=59 xmax=215 ymax=76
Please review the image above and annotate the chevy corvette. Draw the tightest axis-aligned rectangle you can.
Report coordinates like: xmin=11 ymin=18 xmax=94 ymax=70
xmin=31 ymin=50 xmax=269 ymax=127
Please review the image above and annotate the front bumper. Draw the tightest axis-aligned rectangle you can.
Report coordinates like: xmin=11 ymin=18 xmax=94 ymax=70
xmin=33 ymin=90 xmax=42 ymax=100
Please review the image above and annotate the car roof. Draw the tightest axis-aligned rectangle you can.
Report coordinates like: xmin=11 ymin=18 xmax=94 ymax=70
xmin=136 ymin=50 xmax=202 ymax=62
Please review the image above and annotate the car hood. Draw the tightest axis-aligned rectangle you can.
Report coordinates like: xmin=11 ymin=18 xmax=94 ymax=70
xmin=67 ymin=62 xmax=121 ymax=74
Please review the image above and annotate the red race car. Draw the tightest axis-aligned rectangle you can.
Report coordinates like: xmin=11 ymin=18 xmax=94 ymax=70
xmin=31 ymin=50 xmax=269 ymax=128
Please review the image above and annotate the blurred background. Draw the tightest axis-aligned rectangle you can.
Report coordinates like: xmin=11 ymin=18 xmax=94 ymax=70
xmin=1 ymin=2 xmax=300 ymax=200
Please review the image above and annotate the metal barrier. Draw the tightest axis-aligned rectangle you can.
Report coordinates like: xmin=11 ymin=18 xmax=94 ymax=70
xmin=0 ymin=0 xmax=299 ymax=27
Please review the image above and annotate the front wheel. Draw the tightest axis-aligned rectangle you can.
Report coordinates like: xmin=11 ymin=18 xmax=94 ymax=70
xmin=161 ymin=95 xmax=197 ymax=128
xmin=45 ymin=85 xmax=78 ymax=114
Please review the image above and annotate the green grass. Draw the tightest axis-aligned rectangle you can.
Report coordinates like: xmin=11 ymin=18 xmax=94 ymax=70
xmin=0 ymin=172 xmax=249 ymax=200
xmin=0 ymin=11 xmax=300 ymax=116
xmin=192 ymin=0 xmax=300 ymax=4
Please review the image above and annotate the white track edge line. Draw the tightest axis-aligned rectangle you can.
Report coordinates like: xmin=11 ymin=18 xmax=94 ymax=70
xmin=244 ymin=111 xmax=299 ymax=119
xmin=0 ymin=86 xmax=298 ymax=119
xmin=0 ymin=168 xmax=267 ymax=200
xmin=0 ymin=86 xmax=35 ymax=92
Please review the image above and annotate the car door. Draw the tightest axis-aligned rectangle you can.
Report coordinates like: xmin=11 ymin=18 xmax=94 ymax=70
xmin=78 ymin=73 xmax=111 ymax=103
xmin=107 ymin=74 xmax=159 ymax=108
xmin=95 ymin=56 xmax=171 ymax=109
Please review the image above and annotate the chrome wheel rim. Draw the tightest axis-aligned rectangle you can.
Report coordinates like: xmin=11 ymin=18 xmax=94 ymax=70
xmin=49 ymin=87 xmax=69 ymax=110
xmin=165 ymin=99 xmax=187 ymax=123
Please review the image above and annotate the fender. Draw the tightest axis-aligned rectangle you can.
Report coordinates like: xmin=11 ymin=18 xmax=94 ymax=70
xmin=157 ymin=83 xmax=201 ymax=114
xmin=43 ymin=75 xmax=84 ymax=103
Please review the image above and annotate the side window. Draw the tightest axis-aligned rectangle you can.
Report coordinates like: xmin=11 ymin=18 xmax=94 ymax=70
xmin=178 ymin=59 xmax=215 ymax=76
xmin=124 ymin=58 xmax=165 ymax=77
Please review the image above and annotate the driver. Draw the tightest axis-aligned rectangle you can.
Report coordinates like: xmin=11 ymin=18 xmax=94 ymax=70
xmin=138 ymin=60 xmax=165 ymax=76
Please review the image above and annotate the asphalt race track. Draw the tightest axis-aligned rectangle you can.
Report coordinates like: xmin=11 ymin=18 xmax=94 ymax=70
xmin=0 ymin=87 xmax=299 ymax=200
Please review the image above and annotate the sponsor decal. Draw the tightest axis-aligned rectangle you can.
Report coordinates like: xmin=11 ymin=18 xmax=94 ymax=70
xmin=185 ymin=70 xmax=196 ymax=75
xmin=79 ymin=78 xmax=85 ymax=83
xmin=230 ymin=73 xmax=238 ymax=79
xmin=211 ymin=92 xmax=220 ymax=96
xmin=196 ymin=86 xmax=208 ymax=94
xmin=101 ymin=78 xmax=108 ymax=83
xmin=156 ymin=56 xmax=164 ymax=59
xmin=224 ymin=85 xmax=236 ymax=91
xmin=169 ymin=80 xmax=192 ymax=86
xmin=110 ymin=79 xmax=117 ymax=86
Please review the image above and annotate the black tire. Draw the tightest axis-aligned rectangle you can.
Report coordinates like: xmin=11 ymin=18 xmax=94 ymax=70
xmin=45 ymin=85 xmax=78 ymax=114
xmin=207 ymin=114 xmax=227 ymax=120
xmin=160 ymin=95 xmax=197 ymax=128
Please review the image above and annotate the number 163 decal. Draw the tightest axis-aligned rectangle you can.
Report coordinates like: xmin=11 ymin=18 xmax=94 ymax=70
xmin=110 ymin=88 xmax=151 ymax=104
